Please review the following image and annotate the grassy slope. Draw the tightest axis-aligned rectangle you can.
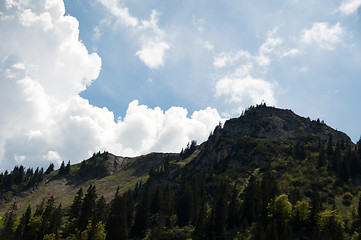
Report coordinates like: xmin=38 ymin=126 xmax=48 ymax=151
xmin=0 ymin=152 xmax=183 ymax=216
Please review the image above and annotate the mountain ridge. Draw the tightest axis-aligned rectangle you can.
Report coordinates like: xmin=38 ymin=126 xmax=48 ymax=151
xmin=1 ymin=104 xmax=360 ymax=240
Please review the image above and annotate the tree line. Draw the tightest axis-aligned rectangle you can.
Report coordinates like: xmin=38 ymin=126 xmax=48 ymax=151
xmin=1 ymin=137 xmax=361 ymax=239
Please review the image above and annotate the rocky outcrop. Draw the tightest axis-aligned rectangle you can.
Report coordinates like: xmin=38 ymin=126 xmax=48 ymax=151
xmin=221 ymin=105 xmax=351 ymax=144
xmin=183 ymin=105 xmax=352 ymax=177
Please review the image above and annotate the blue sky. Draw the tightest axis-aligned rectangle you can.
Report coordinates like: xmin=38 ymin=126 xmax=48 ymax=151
xmin=0 ymin=0 xmax=361 ymax=171
xmin=68 ymin=0 xmax=361 ymax=137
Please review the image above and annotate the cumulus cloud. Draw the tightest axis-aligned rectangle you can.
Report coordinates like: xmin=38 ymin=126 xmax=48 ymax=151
xmin=135 ymin=10 xmax=170 ymax=69
xmin=214 ymin=29 xmax=297 ymax=69
xmin=257 ymin=32 xmax=283 ymax=66
xmin=97 ymin=0 xmax=138 ymax=27
xmin=97 ymin=1 xmax=170 ymax=69
xmin=301 ymin=22 xmax=344 ymax=50
xmin=215 ymin=71 xmax=277 ymax=112
xmin=0 ymin=0 xmax=221 ymax=171
xmin=213 ymin=30 xmax=285 ymax=114
xmin=338 ymin=0 xmax=361 ymax=15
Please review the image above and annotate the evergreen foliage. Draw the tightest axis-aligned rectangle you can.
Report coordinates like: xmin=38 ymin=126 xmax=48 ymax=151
xmin=2 ymin=105 xmax=361 ymax=239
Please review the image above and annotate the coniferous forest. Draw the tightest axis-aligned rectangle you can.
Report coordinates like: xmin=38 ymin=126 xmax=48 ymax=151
xmin=1 ymin=105 xmax=361 ymax=240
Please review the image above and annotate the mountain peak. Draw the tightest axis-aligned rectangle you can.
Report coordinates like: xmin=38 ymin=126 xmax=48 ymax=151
xmin=221 ymin=104 xmax=351 ymax=144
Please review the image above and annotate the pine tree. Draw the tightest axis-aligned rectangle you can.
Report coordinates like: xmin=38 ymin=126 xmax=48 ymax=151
xmin=331 ymin=143 xmax=341 ymax=172
xmin=106 ymin=191 xmax=127 ymax=240
xmin=42 ymin=195 xmax=56 ymax=236
xmin=150 ymin=185 xmax=163 ymax=215
xmin=45 ymin=163 xmax=54 ymax=175
xmin=317 ymin=147 xmax=326 ymax=169
xmin=309 ymin=189 xmax=322 ymax=228
xmin=65 ymin=160 xmax=71 ymax=174
xmin=15 ymin=205 xmax=32 ymax=239
xmin=58 ymin=161 xmax=65 ymax=175
xmin=243 ymin=176 xmax=259 ymax=223
xmin=3 ymin=202 xmax=17 ymax=237
xmin=131 ymin=184 xmax=151 ymax=238
xmin=125 ymin=190 xmax=135 ymax=229
xmin=176 ymin=181 xmax=194 ymax=226
xmin=326 ymin=135 xmax=334 ymax=157
xmin=339 ymin=157 xmax=350 ymax=182
xmin=78 ymin=185 xmax=97 ymax=231
xmin=69 ymin=188 xmax=83 ymax=221
xmin=95 ymin=196 xmax=107 ymax=223
xmin=214 ymin=183 xmax=228 ymax=240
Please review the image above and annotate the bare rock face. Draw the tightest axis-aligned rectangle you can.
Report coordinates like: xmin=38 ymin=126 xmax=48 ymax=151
xmin=221 ymin=105 xmax=351 ymax=144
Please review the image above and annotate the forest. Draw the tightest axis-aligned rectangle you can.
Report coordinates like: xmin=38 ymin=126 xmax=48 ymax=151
xmin=1 ymin=105 xmax=361 ymax=240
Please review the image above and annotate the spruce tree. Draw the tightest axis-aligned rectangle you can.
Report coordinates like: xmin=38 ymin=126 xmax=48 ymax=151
xmin=317 ymin=147 xmax=326 ymax=169
xmin=106 ymin=191 xmax=127 ymax=240
xmin=214 ymin=183 xmax=228 ymax=240
xmin=69 ymin=188 xmax=83 ymax=221
xmin=125 ymin=190 xmax=135 ymax=229
xmin=243 ymin=176 xmax=259 ymax=223
xmin=176 ymin=182 xmax=194 ymax=226
xmin=150 ymin=185 xmax=162 ymax=215
xmin=45 ymin=163 xmax=54 ymax=175
xmin=131 ymin=184 xmax=151 ymax=238
xmin=78 ymin=185 xmax=97 ymax=231
xmin=58 ymin=161 xmax=65 ymax=175
xmin=65 ymin=160 xmax=71 ymax=174
xmin=95 ymin=196 xmax=107 ymax=223
xmin=15 ymin=205 xmax=31 ymax=239
xmin=326 ymin=135 xmax=334 ymax=156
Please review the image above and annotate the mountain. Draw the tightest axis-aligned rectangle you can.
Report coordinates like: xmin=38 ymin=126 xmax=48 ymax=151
xmin=221 ymin=105 xmax=350 ymax=143
xmin=1 ymin=104 xmax=360 ymax=240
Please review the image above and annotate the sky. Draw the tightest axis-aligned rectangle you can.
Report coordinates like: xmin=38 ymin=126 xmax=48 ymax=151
xmin=0 ymin=0 xmax=361 ymax=171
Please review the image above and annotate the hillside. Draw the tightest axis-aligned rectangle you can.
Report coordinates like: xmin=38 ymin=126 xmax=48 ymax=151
xmin=0 ymin=152 xmax=180 ymax=216
xmin=1 ymin=104 xmax=361 ymax=240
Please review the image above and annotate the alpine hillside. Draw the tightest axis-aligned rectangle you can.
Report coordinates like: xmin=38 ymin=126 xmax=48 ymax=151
xmin=1 ymin=104 xmax=361 ymax=240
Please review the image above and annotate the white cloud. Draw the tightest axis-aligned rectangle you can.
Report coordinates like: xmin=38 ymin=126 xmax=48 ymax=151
xmin=92 ymin=26 xmax=101 ymax=41
xmin=136 ymin=41 xmax=169 ymax=69
xmin=338 ymin=0 xmax=361 ymax=15
xmin=42 ymin=151 xmax=62 ymax=165
xmin=215 ymin=74 xmax=277 ymax=110
xmin=20 ymin=9 xmax=53 ymax=31
xmin=14 ymin=155 xmax=26 ymax=164
xmin=257 ymin=33 xmax=283 ymax=66
xmin=282 ymin=48 xmax=302 ymax=58
xmin=213 ymin=29 xmax=297 ymax=69
xmin=301 ymin=22 xmax=344 ymax=50
xmin=0 ymin=0 xmax=221 ymax=171
xmin=213 ymin=30 xmax=283 ymax=113
xmin=96 ymin=0 xmax=138 ymax=27
xmin=97 ymin=2 xmax=170 ymax=69
xmin=135 ymin=10 xmax=170 ymax=69
xmin=214 ymin=50 xmax=251 ymax=68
